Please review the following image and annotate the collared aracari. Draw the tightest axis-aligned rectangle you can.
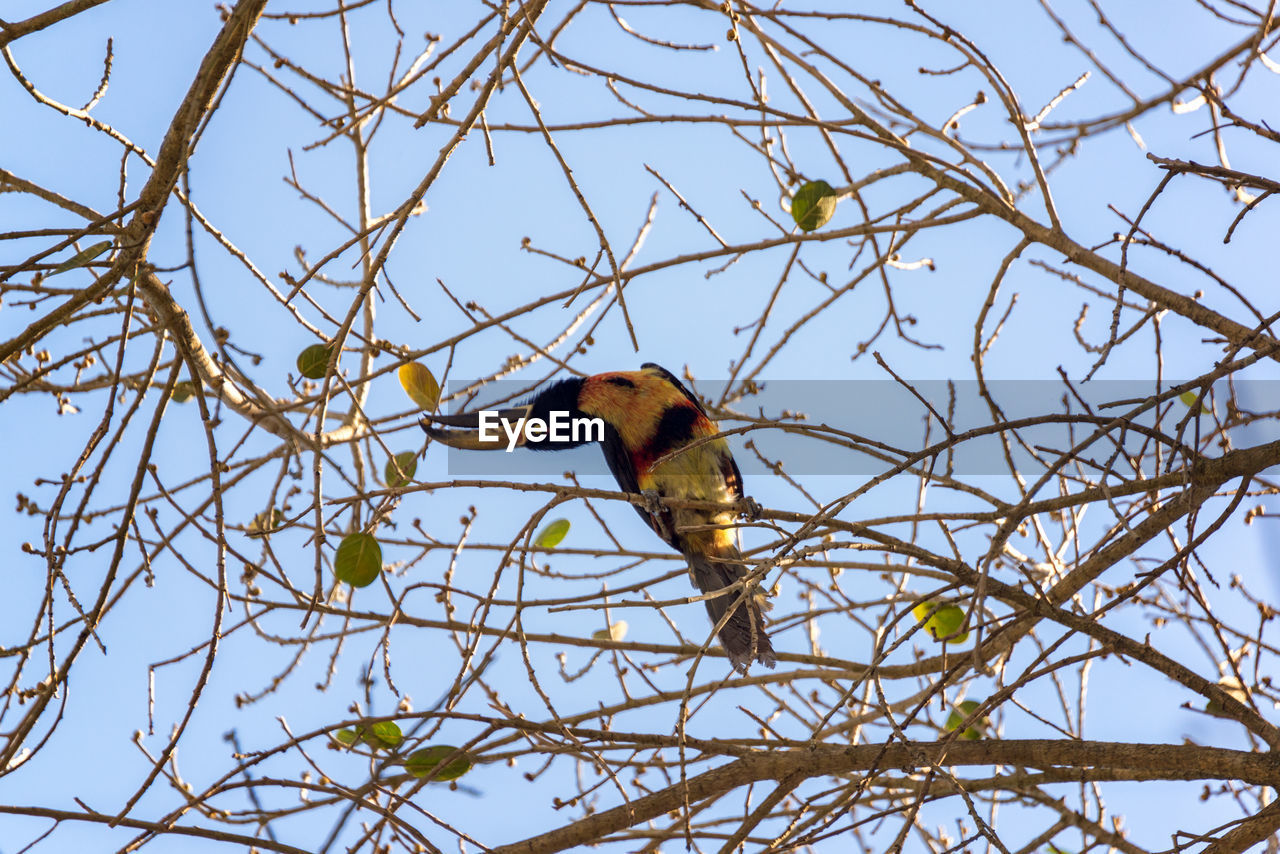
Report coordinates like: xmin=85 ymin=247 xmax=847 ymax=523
xmin=421 ymin=363 xmax=776 ymax=671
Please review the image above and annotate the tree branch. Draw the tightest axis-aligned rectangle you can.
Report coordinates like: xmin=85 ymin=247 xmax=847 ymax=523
xmin=492 ymin=740 xmax=1280 ymax=854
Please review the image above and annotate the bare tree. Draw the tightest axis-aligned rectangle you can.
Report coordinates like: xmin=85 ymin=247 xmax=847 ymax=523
xmin=4 ymin=1 xmax=1280 ymax=851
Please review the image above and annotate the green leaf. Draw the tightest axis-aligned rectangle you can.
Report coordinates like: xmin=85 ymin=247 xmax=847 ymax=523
xmin=912 ymin=601 xmax=970 ymax=644
xmin=384 ymin=451 xmax=417 ymax=488
xmin=791 ymin=180 xmax=838 ymax=232
xmin=354 ymin=722 xmax=402 ymax=750
xmin=335 ymin=532 xmax=382 ymax=588
xmin=333 ymin=722 xmax=402 ymax=750
xmin=367 ymin=720 xmax=403 ymax=748
xmin=246 ymin=508 xmax=285 ymax=538
xmin=50 ymin=241 xmax=112 ymax=276
xmin=534 ymin=518 xmax=571 ymax=548
xmin=170 ymin=380 xmax=196 ymax=403
xmin=1178 ymin=390 xmax=1212 ymax=415
xmin=398 ymin=362 xmax=440 ymax=411
xmin=297 ymin=343 xmax=334 ymax=380
xmin=406 ymin=745 xmax=472 ymax=781
xmin=944 ymin=699 xmax=989 ymax=740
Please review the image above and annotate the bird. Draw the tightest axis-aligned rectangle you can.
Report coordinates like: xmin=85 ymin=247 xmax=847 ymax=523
xmin=421 ymin=363 xmax=776 ymax=671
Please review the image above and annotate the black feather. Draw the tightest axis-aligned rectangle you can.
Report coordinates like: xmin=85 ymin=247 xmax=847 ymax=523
xmin=521 ymin=378 xmax=588 ymax=450
xmin=640 ymin=363 xmax=707 ymax=414
xmin=647 ymin=404 xmax=700 ymax=461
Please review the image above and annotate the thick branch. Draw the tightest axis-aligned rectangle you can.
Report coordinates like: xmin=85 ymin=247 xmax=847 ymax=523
xmin=1200 ymin=798 xmax=1280 ymax=854
xmin=491 ymin=740 xmax=1280 ymax=854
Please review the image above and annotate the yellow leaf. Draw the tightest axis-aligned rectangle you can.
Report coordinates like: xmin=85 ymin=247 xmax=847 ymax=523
xmin=592 ymin=621 xmax=628 ymax=642
xmin=1205 ymin=676 xmax=1249 ymax=718
xmin=398 ymin=362 xmax=439 ymax=411
xmin=1178 ymin=390 xmax=1212 ymax=415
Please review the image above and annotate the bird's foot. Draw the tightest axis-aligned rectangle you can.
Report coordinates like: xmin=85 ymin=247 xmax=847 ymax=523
xmin=740 ymin=496 xmax=762 ymax=521
xmin=640 ymin=490 xmax=676 ymax=540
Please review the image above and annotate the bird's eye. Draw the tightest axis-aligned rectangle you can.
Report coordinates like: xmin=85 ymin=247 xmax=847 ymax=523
xmin=605 ymin=376 xmax=636 ymax=388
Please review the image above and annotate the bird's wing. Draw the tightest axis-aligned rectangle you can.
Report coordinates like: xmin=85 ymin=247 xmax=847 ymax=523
xmin=600 ymin=421 xmax=677 ymax=545
xmin=642 ymin=363 xmax=743 ymax=504
xmin=720 ymin=449 xmax=745 ymax=503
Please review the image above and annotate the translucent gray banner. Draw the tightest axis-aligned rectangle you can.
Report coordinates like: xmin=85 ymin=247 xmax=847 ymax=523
xmin=427 ymin=379 xmax=1277 ymax=476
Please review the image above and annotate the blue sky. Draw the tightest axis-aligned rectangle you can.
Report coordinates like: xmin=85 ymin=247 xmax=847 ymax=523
xmin=3 ymin=0 xmax=1279 ymax=851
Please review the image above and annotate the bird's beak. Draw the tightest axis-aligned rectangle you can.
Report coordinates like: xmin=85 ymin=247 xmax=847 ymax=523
xmin=420 ymin=405 xmax=534 ymax=450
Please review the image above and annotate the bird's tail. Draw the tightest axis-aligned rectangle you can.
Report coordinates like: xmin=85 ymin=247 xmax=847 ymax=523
xmin=686 ymin=547 xmax=776 ymax=672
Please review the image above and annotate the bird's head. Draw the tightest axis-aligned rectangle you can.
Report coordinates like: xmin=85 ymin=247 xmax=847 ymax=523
xmin=420 ymin=375 xmax=586 ymax=451
xmin=420 ymin=363 xmax=702 ymax=453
